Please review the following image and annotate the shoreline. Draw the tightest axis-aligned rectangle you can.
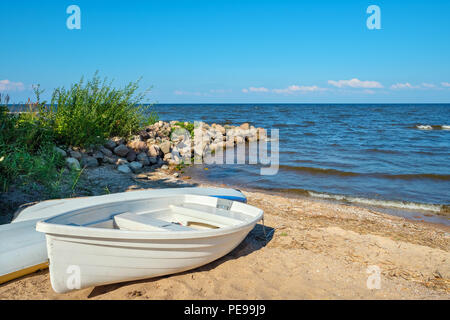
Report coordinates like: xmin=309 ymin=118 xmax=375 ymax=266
xmin=0 ymin=166 xmax=449 ymax=299
xmin=178 ymin=170 xmax=450 ymax=228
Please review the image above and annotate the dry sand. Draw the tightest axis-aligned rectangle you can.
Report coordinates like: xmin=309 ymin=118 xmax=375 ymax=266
xmin=0 ymin=168 xmax=449 ymax=300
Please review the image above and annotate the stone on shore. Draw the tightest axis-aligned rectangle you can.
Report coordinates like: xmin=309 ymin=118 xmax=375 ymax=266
xmin=128 ymin=140 xmax=148 ymax=153
xmin=92 ymin=151 xmax=104 ymax=162
xmin=104 ymin=139 xmax=117 ymax=151
xmin=148 ymin=144 xmax=162 ymax=157
xmin=54 ymin=146 xmax=67 ymax=158
xmin=117 ymin=164 xmax=131 ymax=173
xmin=129 ymin=161 xmax=143 ymax=173
xmin=116 ymin=158 xmax=129 ymax=165
xmin=239 ymin=123 xmax=250 ymax=130
xmin=69 ymin=150 xmax=82 ymax=161
xmin=80 ymin=156 xmax=99 ymax=168
xmin=148 ymin=156 xmax=158 ymax=165
xmin=103 ymin=156 xmax=116 ymax=164
xmin=114 ymin=144 xmax=129 ymax=157
xmin=65 ymin=157 xmax=80 ymax=170
xmin=111 ymin=137 xmax=125 ymax=146
xmin=159 ymin=140 xmax=171 ymax=154
xmin=126 ymin=150 xmax=137 ymax=162
xmin=136 ymin=152 xmax=150 ymax=166
xmin=100 ymin=146 xmax=113 ymax=157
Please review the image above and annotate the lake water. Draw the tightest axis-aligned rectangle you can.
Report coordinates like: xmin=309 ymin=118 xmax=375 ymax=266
xmin=153 ymin=104 xmax=450 ymax=216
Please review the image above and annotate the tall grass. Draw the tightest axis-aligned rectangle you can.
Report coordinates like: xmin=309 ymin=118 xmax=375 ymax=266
xmin=0 ymin=74 xmax=158 ymax=193
xmin=0 ymin=93 xmax=64 ymax=192
xmin=43 ymin=73 xmax=157 ymax=146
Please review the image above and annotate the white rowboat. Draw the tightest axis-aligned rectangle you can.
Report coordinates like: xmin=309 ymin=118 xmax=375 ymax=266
xmin=0 ymin=187 xmax=247 ymax=284
xmin=36 ymin=194 xmax=263 ymax=293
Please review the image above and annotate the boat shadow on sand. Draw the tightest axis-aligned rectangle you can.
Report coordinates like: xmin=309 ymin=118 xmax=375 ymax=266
xmin=87 ymin=223 xmax=274 ymax=298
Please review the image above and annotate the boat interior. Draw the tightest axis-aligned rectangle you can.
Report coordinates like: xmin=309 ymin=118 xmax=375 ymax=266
xmin=43 ymin=195 xmax=261 ymax=232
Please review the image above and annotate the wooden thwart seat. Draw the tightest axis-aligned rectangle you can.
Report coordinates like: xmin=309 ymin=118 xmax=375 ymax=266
xmin=114 ymin=212 xmax=193 ymax=232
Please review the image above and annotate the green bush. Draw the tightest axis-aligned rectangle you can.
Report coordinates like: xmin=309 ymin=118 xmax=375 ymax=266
xmin=0 ymin=97 xmax=63 ymax=192
xmin=42 ymin=73 xmax=157 ymax=147
xmin=0 ymin=74 xmax=157 ymax=193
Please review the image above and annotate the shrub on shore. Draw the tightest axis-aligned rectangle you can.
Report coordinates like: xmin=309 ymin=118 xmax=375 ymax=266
xmin=43 ymin=73 xmax=157 ymax=147
xmin=0 ymin=75 xmax=157 ymax=193
xmin=0 ymin=95 xmax=64 ymax=192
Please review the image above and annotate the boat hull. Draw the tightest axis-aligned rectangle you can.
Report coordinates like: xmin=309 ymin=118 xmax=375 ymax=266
xmin=46 ymin=224 xmax=254 ymax=293
xmin=1 ymin=187 xmax=246 ymax=284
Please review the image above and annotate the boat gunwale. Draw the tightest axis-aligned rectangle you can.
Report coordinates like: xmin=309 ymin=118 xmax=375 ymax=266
xmin=36 ymin=195 xmax=263 ymax=240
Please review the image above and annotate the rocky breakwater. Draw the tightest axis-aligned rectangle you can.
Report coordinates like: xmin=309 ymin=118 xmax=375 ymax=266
xmin=61 ymin=121 xmax=268 ymax=175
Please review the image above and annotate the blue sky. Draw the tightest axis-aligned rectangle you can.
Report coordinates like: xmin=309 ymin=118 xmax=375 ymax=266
xmin=1 ymin=0 xmax=450 ymax=103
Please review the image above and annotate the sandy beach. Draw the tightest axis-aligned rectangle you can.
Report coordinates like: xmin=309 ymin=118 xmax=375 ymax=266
xmin=0 ymin=167 xmax=449 ymax=300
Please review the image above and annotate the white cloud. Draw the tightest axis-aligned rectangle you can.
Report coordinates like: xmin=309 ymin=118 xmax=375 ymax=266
xmin=209 ymin=89 xmax=231 ymax=94
xmin=0 ymin=79 xmax=25 ymax=92
xmin=441 ymin=82 xmax=450 ymax=87
xmin=272 ymin=85 xmax=326 ymax=94
xmin=328 ymin=78 xmax=383 ymax=89
xmin=242 ymin=85 xmax=326 ymax=94
xmin=248 ymin=87 xmax=269 ymax=92
xmin=174 ymin=90 xmax=203 ymax=96
xmin=421 ymin=83 xmax=436 ymax=88
xmin=390 ymin=82 xmax=420 ymax=90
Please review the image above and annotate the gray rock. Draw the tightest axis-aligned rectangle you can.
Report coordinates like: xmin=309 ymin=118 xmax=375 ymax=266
xmin=173 ymin=172 xmax=180 ymax=178
xmin=54 ymin=146 xmax=67 ymax=158
xmin=163 ymin=153 xmax=172 ymax=161
xmin=100 ymin=146 xmax=113 ymax=157
xmin=136 ymin=152 xmax=148 ymax=162
xmin=114 ymin=144 xmax=129 ymax=157
xmin=126 ymin=150 xmax=137 ymax=162
xmin=80 ymin=156 xmax=99 ymax=168
xmin=159 ymin=140 xmax=171 ymax=154
xmin=138 ymin=130 xmax=150 ymax=140
xmin=137 ymin=153 xmax=150 ymax=166
xmin=92 ymin=151 xmax=104 ymax=161
xmin=69 ymin=150 xmax=82 ymax=161
xmin=117 ymin=164 xmax=131 ymax=173
xmin=103 ymin=156 xmax=116 ymax=164
xmin=148 ymin=144 xmax=162 ymax=157
xmin=65 ymin=157 xmax=80 ymax=170
xmin=104 ymin=139 xmax=117 ymax=150
xmin=148 ymin=156 xmax=158 ymax=165
xmin=129 ymin=161 xmax=143 ymax=173
xmin=161 ymin=165 xmax=169 ymax=170
xmin=127 ymin=139 xmax=148 ymax=152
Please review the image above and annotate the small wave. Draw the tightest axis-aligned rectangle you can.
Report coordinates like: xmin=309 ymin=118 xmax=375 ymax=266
xmin=416 ymin=125 xmax=433 ymax=130
xmin=307 ymin=191 xmax=448 ymax=214
xmin=271 ymin=188 xmax=449 ymax=214
xmin=386 ymin=173 xmax=450 ymax=181
xmin=279 ymin=165 xmax=450 ymax=181
xmin=279 ymin=165 xmax=360 ymax=177
xmin=416 ymin=124 xmax=450 ymax=130
xmin=365 ymin=148 xmax=402 ymax=155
